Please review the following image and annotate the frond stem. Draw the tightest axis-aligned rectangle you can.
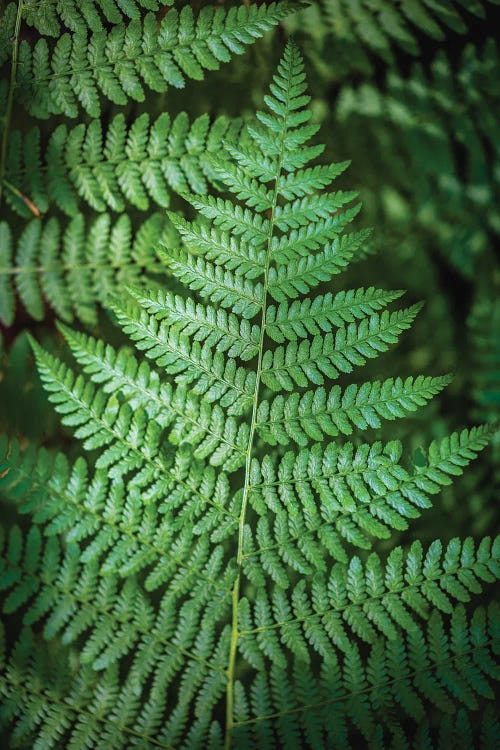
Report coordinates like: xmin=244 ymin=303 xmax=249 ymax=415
xmin=224 ymin=50 xmax=294 ymax=750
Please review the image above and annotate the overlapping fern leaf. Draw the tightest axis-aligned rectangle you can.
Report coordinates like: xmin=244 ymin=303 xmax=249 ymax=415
xmin=15 ymin=0 xmax=163 ymax=37
xmin=0 ymin=42 xmax=498 ymax=749
xmin=11 ymin=1 xmax=301 ymax=118
xmin=0 ymin=3 xmax=16 ymax=66
xmin=3 ymin=112 xmax=242 ymax=218
xmin=468 ymin=283 xmax=500 ymax=424
xmin=0 ymin=213 xmax=174 ymax=325
xmin=285 ymin=0 xmax=499 ymax=61
xmin=336 ymin=39 xmax=500 ymax=278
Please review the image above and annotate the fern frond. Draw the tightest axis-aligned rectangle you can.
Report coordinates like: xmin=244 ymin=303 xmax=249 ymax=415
xmin=27 ymin=351 xmax=241 ymax=561
xmin=0 ymin=214 xmax=168 ymax=325
xmin=269 ymin=202 xmax=363 ymax=262
xmin=0 ymin=3 xmax=16 ymax=67
xmin=276 ymin=161 xmax=351 ymax=198
xmin=0 ymin=623 xmax=229 ymax=750
xmin=163 ymin=248 xmax=265 ymax=318
xmin=128 ymin=287 xmax=261 ymax=361
xmin=414 ymin=705 xmax=500 ymax=750
xmin=4 ymin=113 xmax=241 ymax=217
xmin=468 ymin=290 xmax=500 ymax=422
xmin=273 ymin=190 xmax=360 ymax=231
xmin=20 ymin=0 xmax=161 ymax=37
xmin=188 ymin=194 xmax=271 ymax=244
xmin=166 ymin=213 xmax=267 ymax=279
xmin=265 ymin=287 xmax=404 ymax=343
xmin=243 ymin=427 xmax=493 ymax=578
xmin=15 ymin=2 xmax=300 ymax=118
xmin=0 ymin=436 xmax=237 ymax=589
xmin=30 ymin=342 xmax=247 ymax=507
xmin=209 ymin=159 xmax=275 ymax=211
xmin=3 ymin=41 xmax=497 ymax=749
xmin=111 ymin=302 xmax=256 ymax=414
xmin=31 ymin=341 xmax=169 ymax=478
xmin=267 ymin=230 xmax=371 ymax=298
xmin=0 ymin=438 xmax=238 ymax=746
xmin=336 ymin=40 xmax=500 ymax=277
xmin=0 ymin=525 xmax=232 ymax=677
xmin=58 ymin=324 xmax=249 ymax=470
xmin=237 ymin=536 xmax=500 ymax=671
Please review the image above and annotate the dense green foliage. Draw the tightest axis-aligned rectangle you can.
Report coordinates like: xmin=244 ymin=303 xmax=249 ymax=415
xmin=0 ymin=1 xmax=498 ymax=748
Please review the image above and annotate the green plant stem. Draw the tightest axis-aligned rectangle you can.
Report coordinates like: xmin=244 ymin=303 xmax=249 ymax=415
xmin=0 ymin=0 xmax=23 ymax=211
xmin=223 ymin=54 xmax=292 ymax=750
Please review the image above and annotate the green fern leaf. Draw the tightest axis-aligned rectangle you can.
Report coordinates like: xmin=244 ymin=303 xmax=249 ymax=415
xmin=21 ymin=0 xmax=161 ymax=37
xmin=260 ymin=305 xmax=423 ymax=391
xmin=285 ymin=0 xmax=496 ymax=59
xmin=1 ymin=40 xmax=497 ymax=750
xmin=265 ymin=287 xmax=404 ymax=342
xmin=232 ymin=604 xmax=500 ymax=745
